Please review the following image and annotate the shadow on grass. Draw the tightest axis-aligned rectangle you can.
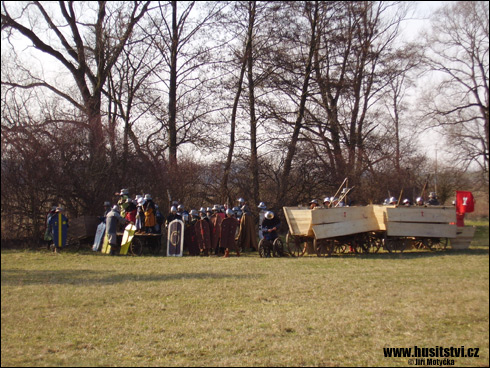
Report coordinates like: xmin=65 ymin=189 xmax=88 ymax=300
xmin=1 ymin=269 xmax=261 ymax=286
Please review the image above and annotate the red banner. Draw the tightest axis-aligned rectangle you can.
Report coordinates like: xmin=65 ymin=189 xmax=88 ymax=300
xmin=456 ymin=191 xmax=474 ymax=214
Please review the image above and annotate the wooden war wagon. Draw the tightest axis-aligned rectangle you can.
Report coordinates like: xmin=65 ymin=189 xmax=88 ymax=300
xmin=381 ymin=206 xmax=456 ymax=252
xmin=283 ymin=204 xmax=475 ymax=256
xmin=66 ymin=216 xmax=99 ymax=250
xmin=283 ymin=206 xmax=385 ymax=256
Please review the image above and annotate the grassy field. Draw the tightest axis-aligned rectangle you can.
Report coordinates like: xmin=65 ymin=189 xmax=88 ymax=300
xmin=2 ymin=224 xmax=489 ymax=367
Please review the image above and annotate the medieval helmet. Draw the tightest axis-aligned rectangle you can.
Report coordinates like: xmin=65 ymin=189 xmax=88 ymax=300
xmin=258 ymin=202 xmax=267 ymax=210
xmin=265 ymin=211 xmax=274 ymax=220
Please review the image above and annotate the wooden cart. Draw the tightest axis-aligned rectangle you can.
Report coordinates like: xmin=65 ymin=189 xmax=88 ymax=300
xmin=383 ymin=206 xmax=456 ymax=252
xmin=283 ymin=205 xmax=472 ymax=255
xmin=283 ymin=206 xmax=384 ymax=257
xmin=66 ymin=216 xmax=99 ymax=250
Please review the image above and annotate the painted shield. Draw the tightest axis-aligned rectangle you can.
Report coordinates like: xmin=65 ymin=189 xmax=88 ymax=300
xmin=210 ymin=214 xmax=223 ymax=249
xmin=220 ymin=217 xmax=239 ymax=250
xmin=92 ymin=222 xmax=106 ymax=252
xmin=50 ymin=213 xmax=68 ymax=248
xmin=120 ymin=223 xmax=137 ymax=255
xmin=167 ymin=219 xmax=184 ymax=257
xmin=195 ymin=219 xmax=212 ymax=251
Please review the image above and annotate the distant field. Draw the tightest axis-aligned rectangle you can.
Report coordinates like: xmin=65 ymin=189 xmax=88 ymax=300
xmin=1 ymin=224 xmax=488 ymax=367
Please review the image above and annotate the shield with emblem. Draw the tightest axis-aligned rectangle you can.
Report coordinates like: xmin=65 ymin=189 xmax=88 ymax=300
xmin=167 ymin=219 xmax=184 ymax=256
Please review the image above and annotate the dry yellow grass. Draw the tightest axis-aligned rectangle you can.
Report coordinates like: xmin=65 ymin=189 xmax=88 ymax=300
xmin=1 ymin=237 xmax=488 ymax=366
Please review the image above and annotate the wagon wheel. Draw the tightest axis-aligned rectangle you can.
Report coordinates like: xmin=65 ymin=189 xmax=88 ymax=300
xmin=130 ymin=237 xmax=144 ymax=256
xmin=66 ymin=236 xmax=81 ymax=251
xmin=273 ymin=238 xmax=285 ymax=257
xmin=352 ymin=233 xmax=372 ymax=253
xmin=286 ymin=232 xmax=306 ymax=257
xmin=335 ymin=242 xmax=347 ymax=253
xmin=316 ymin=239 xmax=334 ymax=257
xmin=426 ymin=237 xmax=448 ymax=251
xmin=258 ymin=239 xmax=271 ymax=258
xmin=412 ymin=238 xmax=427 ymax=250
xmin=384 ymin=236 xmax=406 ymax=253
xmin=371 ymin=232 xmax=384 ymax=253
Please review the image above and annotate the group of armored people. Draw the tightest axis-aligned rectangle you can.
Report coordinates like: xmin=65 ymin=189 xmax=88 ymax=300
xmin=308 ymin=191 xmax=441 ymax=209
xmin=45 ymin=188 xmax=442 ymax=255
xmin=93 ymin=189 xmax=281 ymax=257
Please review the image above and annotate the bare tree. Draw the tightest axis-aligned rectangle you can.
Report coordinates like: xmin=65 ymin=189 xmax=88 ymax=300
xmin=421 ymin=1 xmax=489 ymax=193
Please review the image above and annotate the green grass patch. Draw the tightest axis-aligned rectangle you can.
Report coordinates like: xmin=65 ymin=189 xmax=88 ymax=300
xmin=2 ymin=238 xmax=489 ymax=366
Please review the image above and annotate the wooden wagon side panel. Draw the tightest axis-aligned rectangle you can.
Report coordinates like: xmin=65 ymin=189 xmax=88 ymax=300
xmin=386 ymin=207 xmax=457 ymax=238
xmin=310 ymin=206 xmax=373 ymax=225
xmin=312 ymin=217 xmax=380 ymax=239
xmin=451 ymin=226 xmax=476 ymax=249
xmin=387 ymin=222 xmax=457 ymax=238
xmin=372 ymin=205 xmax=391 ymax=231
xmin=69 ymin=216 xmax=99 ymax=239
xmin=283 ymin=207 xmax=313 ymax=236
xmin=386 ymin=207 xmax=456 ymax=223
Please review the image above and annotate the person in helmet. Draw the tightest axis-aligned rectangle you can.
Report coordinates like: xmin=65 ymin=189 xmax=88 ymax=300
xmin=388 ymin=197 xmax=397 ymax=205
xmin=309 ymin=199 xmax=320 ymax=209
xmin=115 ymin=188 xmax=130 ymax=217
xmin=427 ymin=192 xmax=440 ymax=206
xmin=222 ymin=208 xmax=241 ymax=258
xmin=105 ymin=205 xmax=127 ymax=256
xmin=402 ymin=198 xmax=412 ymax=207
xmin=236 ymin=202 xmax=258 ymax=252
xmin=257 ymin=202 xmax=267 ymax=241
xmin=323 ymin=197 xmax=331 ymax=208
xmin=135 ymin=197 xmax=146 ymax=233
xmin=166 ymin=205 xmax=181 ymax=228
xmin=209 ymin=206 xmax=224 ymax=256
xmin=124 ymin=197 xmax=137 ymax=224
xmin=415 ymin=197 xmax=425 ymax=206
xmin=261 ymin=211 xmax=281 ymax=243
xmin=184 ymin=210 xmax=200 ymax=256
xmin=143 ymin=194 xmax=156 ymax=233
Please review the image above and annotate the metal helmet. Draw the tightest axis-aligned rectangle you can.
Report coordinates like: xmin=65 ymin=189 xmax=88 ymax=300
xmin=120 ymin=188 xmax=129 ymax=195
xmin=170 ymin=206 xmax=177 ymax=214
xmin=226 ymin=208 xmax=234 ymax=217
xmin=199 ymin=207 xmax=206 ymax=214
xmin=389 ymin=197 xmax=397 ymax=204
xmin=144 ymin=194 xmax=152 ymax=200
xmin=177 ymin=204 xmax=184 ymax=212
xmin=112 ymin=205 xmax=120 ymax=212
xmin=323 ymin=197 xmax=331 ymax=203
xmin=237 ymin=197 xmax=245 ymax=204
xmin=310 ymin=199 xmax=319 ymax=205
xmin=137 ymin=197 xmax=146 ymax=206
xmin=212 ymin=204 xmax=220 ymax=211
xmin=416 ymin=197 xmax=424 ymax=205
xmin=265 ymin=211 xmax=274 ymax=220
xmin=331 ymin=197 xmax=338 ymax=203
xmin=429 ymin=192 xmax=437 ymax=198
xmin=403 ymin=199 xmax=411 ymax=205
xmin=258 ymin=202 xmax=267 ymax=210
xmin=190 ymin=209 xmax=199 ymax=217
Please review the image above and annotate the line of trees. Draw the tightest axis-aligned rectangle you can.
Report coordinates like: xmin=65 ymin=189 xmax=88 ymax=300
xmin=1 ymin=1 xmax=488 ymax=242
